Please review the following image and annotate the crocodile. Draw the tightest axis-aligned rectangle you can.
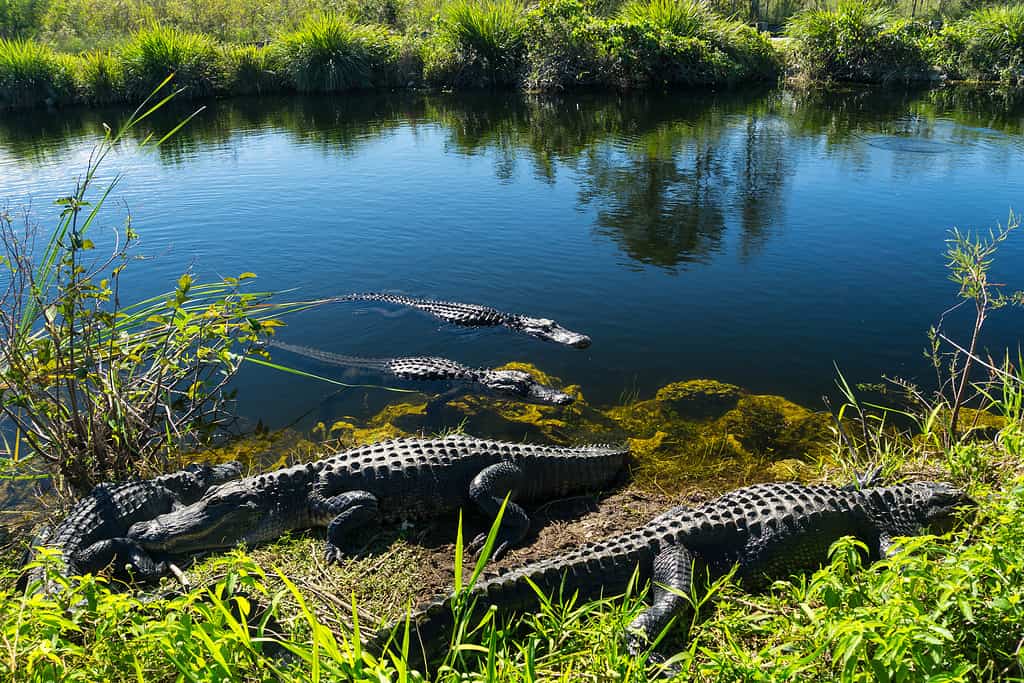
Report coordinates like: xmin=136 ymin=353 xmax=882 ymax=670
xmin=20 ymin=462 xmax=243 ymax=593
xmin=335 ymin=293 xmax=592 ymax=349
xmin=376 ymin=480 xmax=973 ymax=669
xmin=128 ymin=436 xmax=629 ymax=564
xmin=266 ymin=339 xmax=574 ymax=405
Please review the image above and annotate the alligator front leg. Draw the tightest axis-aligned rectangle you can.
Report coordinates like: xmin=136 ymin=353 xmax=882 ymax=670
xmin=467 ymin=461 xmax=530 ymax=561
xmin=72 ymin=538 xmax=169 ymax=583
xmin=626 ymin=543 xmax=695 ymax=658
xmin=311 ymin=490 xmax=381 ymax=564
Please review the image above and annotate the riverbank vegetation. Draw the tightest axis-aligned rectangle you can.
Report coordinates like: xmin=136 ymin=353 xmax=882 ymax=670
xmin=3 ymin=0 xmax=1024 ymax=109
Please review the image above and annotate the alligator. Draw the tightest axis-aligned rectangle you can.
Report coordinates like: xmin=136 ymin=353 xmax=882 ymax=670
xmin=266 ymin=339 xmax=574 ymax=406
xmin=334 ymin=293 xmax=592 ymax=349
xmin=375 ymin=480 xmax=973 ymax=670
xmin=19 ymin=462 xmax=243 ymax=593
xmin=127 ymin=436 xmax=628 ymax=564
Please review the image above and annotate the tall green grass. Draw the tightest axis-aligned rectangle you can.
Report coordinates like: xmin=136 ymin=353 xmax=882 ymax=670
xmin=73 ymin=49 xmax=124 ymax=104
xmin=276 ymin=13 xmax=399 ymax=92
xmin=223 ymin=44 xmax=281 ymax=95
xmin=120 ymin=25 xmax=223 ymax=99
xmin=0 ymin=37 xmax=72 ymax=107
xmin=429 ymin=0 xmax=528 ymax=86
xmin=618 ymin=0 xmax=711 ymax=38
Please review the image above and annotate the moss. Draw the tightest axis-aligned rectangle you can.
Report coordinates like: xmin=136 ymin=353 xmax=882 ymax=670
xmin=655 ymin=379 xmax=743 ymax=419
xmin=717 ymin=395 xmax=832 ymax=460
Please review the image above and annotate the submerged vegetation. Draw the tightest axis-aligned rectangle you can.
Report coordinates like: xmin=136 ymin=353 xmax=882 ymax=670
xmin=3 ymin=0 xmax=1024 ymax=108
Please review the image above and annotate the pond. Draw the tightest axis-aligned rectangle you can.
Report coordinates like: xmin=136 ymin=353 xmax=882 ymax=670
xmin=2 ymin=86 xmax=1024 ymax=436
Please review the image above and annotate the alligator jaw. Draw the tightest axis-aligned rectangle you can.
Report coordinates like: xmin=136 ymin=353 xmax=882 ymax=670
xmin=128 ymin=499 xmax=258 ymax=554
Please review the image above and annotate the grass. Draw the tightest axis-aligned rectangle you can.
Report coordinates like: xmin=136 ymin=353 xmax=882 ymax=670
xmin=276 ymin=13 xmax=400 ymax=92
xmin=119 ymin=25 xmax=223 ymax=99
xmin=0 ymin=36 xmax=72 ymax=107
xmin=618 ymin=0 xmax=712 ymax=38
xmin=223 ymin=44 xmax=281 ymax=95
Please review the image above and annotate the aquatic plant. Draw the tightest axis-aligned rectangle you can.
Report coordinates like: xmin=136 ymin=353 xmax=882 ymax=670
xmin=276 ymin=13 xmax=400 ymax=92
xmin=120 ymin=25 xmax=224 ymax=99
xmin=0 ymin=37 xmax=72 ymax=108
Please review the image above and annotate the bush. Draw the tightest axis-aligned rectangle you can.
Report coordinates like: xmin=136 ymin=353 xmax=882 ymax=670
xmin=73 ymin=49 xmax=125 ymax=104
xmin=276 ymin=13 xmax=400 ymax=92
xmin=935 ymin=4 xmax=1024 ymax=82
xmin=426 ymin=0 xmax=528 ymax=88
xmin=524 ymin=0 xmax=605 ymax=90
xmin=0 ymin=37 xmax=73 ymax=108
xmin=120 ymin=25 xmax=224 ymax=99
xmin=786 ymin=0 xmax=933 ymax=83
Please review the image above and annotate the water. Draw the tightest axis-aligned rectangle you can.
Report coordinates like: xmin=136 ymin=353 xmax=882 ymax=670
xmin=2 ymin=86 xmax=1023 ymax=430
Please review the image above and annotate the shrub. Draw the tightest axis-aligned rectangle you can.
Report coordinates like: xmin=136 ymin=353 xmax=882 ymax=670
xmin=0 ymin=37 xmax=74 ymax=108
xmin=73 ymin=50 xmax=125 ymax=104
xmin=276 ymin=13 xmax=400 ymax=92
xmin=426 ymin=0 xmax=528 ymax=88
xmin=223 ymin=44 xmax=281 ymax=95
xmin=786 ymin=0 xmax=932 ymax=83
xmin=524 ymin=0 xmax=605 ymax=90
xmin=938 ymin=4 xmax=1024 ymax=82
xmin=120 ymin=25 xmax=224 ymax=99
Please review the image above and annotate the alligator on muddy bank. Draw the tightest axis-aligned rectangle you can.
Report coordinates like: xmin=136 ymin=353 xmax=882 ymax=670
xmin=375 ymin=480 xmax=973 ymax=669
xmin=128 ymin=436 xmax=628 ymax=564
xmin=335 ymin=293 xmax=592 ymax=348
xmin=266 ymin=339 xmax=574 ymax=405
xmin=19 ymin=462 xmax=243 ymax=593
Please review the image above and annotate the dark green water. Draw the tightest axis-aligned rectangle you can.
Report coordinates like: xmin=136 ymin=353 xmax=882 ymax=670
xmin=2 ymin=86 xmax=1023 ymax=429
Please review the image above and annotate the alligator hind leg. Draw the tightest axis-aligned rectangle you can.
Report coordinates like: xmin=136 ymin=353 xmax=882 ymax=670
xmin=312 ymin=491 xmax=381 ymax=564
xmin=72 ymin=538 xmax=169 ymax=583
xmin=467 ymin=462 xmax=530 ymax=561
xmin=626 ymin=543 xmax=695 ymax=659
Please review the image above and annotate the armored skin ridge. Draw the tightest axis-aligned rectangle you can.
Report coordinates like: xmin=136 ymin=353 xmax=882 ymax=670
xmin=379 ymin=480 xmax=973 ymax=666
xmin=334 ymin=293 xmax=592 ymax=348
xmin=128 ymin=435 xmax=629 ymax=564
xmin=19 ymin=462 xmax=243 ymax=593
xmin=266 ymin=339 xmax=575 ymax=405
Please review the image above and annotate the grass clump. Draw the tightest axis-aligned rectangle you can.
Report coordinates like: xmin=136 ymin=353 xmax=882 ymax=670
xmin=276 ymin=13 xmax=400 ymax=92
xmin=223 ymin=44 xmax=281 ymax=95
xmin=786 ymin=0 xmax=933 ymax=83
xmin=0 ymin=37 xmax=72 ymax=108
xmin=120 ymin=25 xmax=224 ymax=99
xmin=72 ymin=49 xmax=124 ymax=104
xmin=425 ymin=0 xmax=528 ymax=88
xmin=618 ymin=0 xmax=712 ymax=37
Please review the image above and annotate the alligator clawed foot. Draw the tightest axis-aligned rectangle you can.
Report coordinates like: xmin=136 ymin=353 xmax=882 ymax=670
xmin=467 ymin=534 xmax=511 ymax=563
xmin=324 ymin=543 xmax=346 ymax=565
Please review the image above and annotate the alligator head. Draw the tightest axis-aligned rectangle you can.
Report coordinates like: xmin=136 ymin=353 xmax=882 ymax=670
xmin=129 ymin=479 xmax=264 ymax=554
xmin=513 ymin=316 xmax=591 ymax=349
xmin=910 ymin=481 xmax=975 ymax=533
xmin=480 ymin=369 xmax=575 ymax=405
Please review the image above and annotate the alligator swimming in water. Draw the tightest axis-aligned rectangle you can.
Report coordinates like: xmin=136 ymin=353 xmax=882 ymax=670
xmin=335 ymin=293 xmax=592 ymax=349
xmin=266 ymin=339 xmax=574 ymax=405
xmin=128 ymin=436 xmax=628 ymax=564
xmin=375 ymin=480 xmax=972 ymax=669
xmin=20 ymin=462 xmax=243 ymax=593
